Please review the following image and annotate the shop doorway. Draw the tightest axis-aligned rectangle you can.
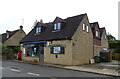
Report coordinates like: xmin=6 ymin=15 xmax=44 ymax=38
xmin=39 ymin=43 xmax=44 ymax=62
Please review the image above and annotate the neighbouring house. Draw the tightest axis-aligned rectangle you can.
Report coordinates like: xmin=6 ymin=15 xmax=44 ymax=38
xmin=1 ymin=26 xmax=26 ymax=46
xmin=100 ymin=27 xmax=109 ymax=49
xmin=20 ymin=13 xmax=94 ymax=65
xmin=90 ymin=22 xmax=109 ymax=56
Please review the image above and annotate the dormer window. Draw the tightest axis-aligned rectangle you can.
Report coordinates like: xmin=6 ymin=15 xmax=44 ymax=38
xmin=6 ymin=30 xmax=9 ymax=38
xmin=96 ymin=31 xmax=99 ymax=37
xmin=36 ymin=27 xmax=41 ymax=33
xmin=54 ymin=23 xmax=61 ymax=31
xmin=58 ymin=23 xmax=61 ymax=29
xmin=54 ymin=24 xmax=57 ymax=30
xmin=6 ymin=33 xmax=9 ymax=38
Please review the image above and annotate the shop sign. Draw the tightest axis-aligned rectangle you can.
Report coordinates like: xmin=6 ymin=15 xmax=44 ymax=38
xmin=47 ymin=42 xmax=52 ymax=46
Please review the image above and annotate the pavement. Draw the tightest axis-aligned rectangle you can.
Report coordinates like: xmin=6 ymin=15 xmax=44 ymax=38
xmin=13 ymin=60 xmax=120 ymax=77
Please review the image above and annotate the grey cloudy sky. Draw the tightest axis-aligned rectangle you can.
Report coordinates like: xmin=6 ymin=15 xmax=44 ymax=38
xmin=0 ymin=0 xmax=119 ymax=39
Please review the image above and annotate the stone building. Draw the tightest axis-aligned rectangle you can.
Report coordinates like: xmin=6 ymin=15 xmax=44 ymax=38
xmin=20 ymin=13 xmax=94 ymax=65
xmin=1 ymin=26 xmax=26 ymax=46
xmin=90 ymin=22 xmax=109 ymax=56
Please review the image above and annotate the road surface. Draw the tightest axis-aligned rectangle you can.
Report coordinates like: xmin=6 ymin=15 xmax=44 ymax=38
xmin=1 ymin=60 xmax=115 ymax=79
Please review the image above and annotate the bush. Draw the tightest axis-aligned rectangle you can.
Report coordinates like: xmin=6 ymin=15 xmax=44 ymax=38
xmin=93 ymin=56 xmax=100 ymax=63
xmin=113 ymin=48 xmax=120 ymax=53
xmin=2 ymin=44 xmax=20 ymax=59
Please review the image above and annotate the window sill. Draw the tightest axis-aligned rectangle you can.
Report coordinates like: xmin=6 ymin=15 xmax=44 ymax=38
xmin=52 ymin=30 xmax=60 ymax=32
xmin=35 ymin=33 xmax=41 ymax=35
xmin=50 ymin=53 xmax=65 ymax=54
xmin=24 ymin=56 xmax=38 ymax=58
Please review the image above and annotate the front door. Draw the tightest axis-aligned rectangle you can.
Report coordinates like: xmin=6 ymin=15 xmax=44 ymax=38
xmin=39 ymin=43 xmax=44 ymax=62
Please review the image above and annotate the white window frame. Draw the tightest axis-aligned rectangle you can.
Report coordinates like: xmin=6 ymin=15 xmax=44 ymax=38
xmin=86 ymin=26 xmax=89 ymax=32
xmin=36 ymin=27 xmax=41 ymax=33
xmin=54 ymin=24 xmax=57 ymax=30
xmin=38 ymin=27 xmax=41 ymax=33
xmin=54 ymin=23 xmax=61 ymax=31
xmin=36 ymin=28 xmax=38 ymax=33
xmin=57 ymin=23 xmax=61 ymax=30
xmin=96 ymin=31 xmax=99 ymax=37
xmin=6 ymin=33 xmax=9 ymax=38
xmin=83 ymin=23 xmax=85 ymax=31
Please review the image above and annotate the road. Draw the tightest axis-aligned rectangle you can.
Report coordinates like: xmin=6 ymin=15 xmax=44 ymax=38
xmin=1 ymin=60 xmax=114 ymax=78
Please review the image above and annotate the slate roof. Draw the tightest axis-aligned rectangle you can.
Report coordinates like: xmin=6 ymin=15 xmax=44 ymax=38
xmin=1 ymin=30 xmax=19 ymax=43
xmin=20 ymin=14 xmax=86 ymax=43
xmin=90 ymin=22 xmax=99 ymax=28
xmin=100 ymin=27 xmax=105 ymax=38
xmin=90 ymin=22 xmax=102 ymax=41
xmin=90 ymin=22 xmax=106 ymax=39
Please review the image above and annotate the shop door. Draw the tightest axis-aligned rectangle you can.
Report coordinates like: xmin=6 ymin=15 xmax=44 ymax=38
xmin=39 ymin=44 xmax=44 ymax=62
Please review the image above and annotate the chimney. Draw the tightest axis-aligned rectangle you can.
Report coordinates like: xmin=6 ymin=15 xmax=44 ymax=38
xmin=20 ymin=25 xmax=23 ymax=30
xmin=6 ymin=30 xmax=9 ymax=33
xmin=40 ymin=19 xmax=43 ymax=23
xmin=6 ymin=30 xmax=9 ymax=38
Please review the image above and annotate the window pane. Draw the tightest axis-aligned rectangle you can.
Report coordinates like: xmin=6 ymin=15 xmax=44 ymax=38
xmin=96 ymin=31 xmax=98 ymax=37
xmin=58 ymin=23 xmax=61 ymax=30
xmin=53 ymin=47 xmax=61 ymax=53
xmin=54 ymin=24 xmax=57 ymax=30
xmin=7 ymin=34 xmax=9 ymax=38
xmin=39 ymin=27 xmax=41 ymax=32
xmin=36 ymin=28 xmax=38 ymax=33
xmin=87 ymin=26 xmax=89 ymax=32
xmin=83 ymin=23 xmax=85 ymax=31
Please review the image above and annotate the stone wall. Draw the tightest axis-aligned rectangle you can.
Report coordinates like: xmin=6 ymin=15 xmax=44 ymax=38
xmin=72 ymin=15 xmax=94 ymax=65
xmin=4 ymin=30 xmax=26 ymax=46
xmin=44 ymin=40 xmax=73 ymax=65
xmin=101 ymin=29 xmax=109 ymax=48
xmin=93 ymin=45 xmax=102 ymax=56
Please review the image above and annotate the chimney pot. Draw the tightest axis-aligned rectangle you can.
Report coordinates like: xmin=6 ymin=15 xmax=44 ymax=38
xmin=20 ymin=25 xmax=23 ymax=30
xmin=6 ymin=30 xmax=9 ymax=33
xmin=40 ymin=19 xmax=43 ymax=23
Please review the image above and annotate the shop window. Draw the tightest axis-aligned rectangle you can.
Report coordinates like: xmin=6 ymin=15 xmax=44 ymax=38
xmin=50 ymin=45 xmax=65 ymax=54
xmin=25 ymin=44 xmax=39 ymax=57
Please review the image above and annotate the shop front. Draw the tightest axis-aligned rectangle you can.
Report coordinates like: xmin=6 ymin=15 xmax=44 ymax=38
xmin=22 ymin=41 xmax=46 ymax=62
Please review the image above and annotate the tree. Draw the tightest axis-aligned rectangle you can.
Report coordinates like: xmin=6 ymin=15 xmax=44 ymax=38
xmin=107 ymin=33 xmax=116 ymax=41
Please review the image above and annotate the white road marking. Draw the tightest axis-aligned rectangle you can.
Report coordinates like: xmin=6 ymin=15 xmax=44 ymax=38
xmin=102 ymin=69 xmax=108 ymax=70
xmin=27 ymin=72 xmax=40 ymax=76
xmin=10 ymin=69 xmax=20 ymax=72
xmin=0 ymin=67 xmax=5 ymax=69
xmin=49 ymin=77 xmax=57 ymax=79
